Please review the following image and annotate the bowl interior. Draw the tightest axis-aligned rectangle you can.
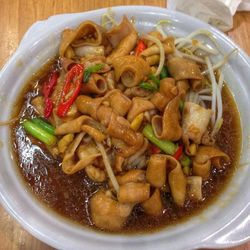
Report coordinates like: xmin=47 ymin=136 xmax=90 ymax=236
xmin=0 ymin=6 xmax=249 ymax=250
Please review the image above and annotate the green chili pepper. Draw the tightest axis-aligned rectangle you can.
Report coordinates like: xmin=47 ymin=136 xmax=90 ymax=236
xmin=22 ymin=119 xmax=57 ymax=146
xmin=149 ymin=74 xmax=160 ymax=87
xmin=83 ymin=63 xmax=104 ymax=83
xmin=180 ymin=155 xmax=192 ymax=168
xmin=159 ymin=65 xmax=169 ymax=79
xmin=139 ymin=82 xmax=158 ymax=92
xmin=143 ymin=124 xmax=177 ymax=155
xmin=32 ymin=118 xmax=55 ymax=135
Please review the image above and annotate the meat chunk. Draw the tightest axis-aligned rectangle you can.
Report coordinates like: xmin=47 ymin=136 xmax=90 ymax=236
xmin=90 ymin=190 xmax=133 ymax=231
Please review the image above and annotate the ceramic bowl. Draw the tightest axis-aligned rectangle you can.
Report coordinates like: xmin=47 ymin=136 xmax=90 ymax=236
xmin=0 ymin=6 xmax=249 ymax=250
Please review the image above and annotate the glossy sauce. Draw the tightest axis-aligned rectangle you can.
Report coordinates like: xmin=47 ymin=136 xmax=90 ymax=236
xmin=11 ymin=60 xmax=242 ymax=233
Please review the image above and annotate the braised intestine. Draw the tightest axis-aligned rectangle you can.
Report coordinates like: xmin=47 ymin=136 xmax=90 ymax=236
xmin=24 ymin=14 xmax=233 ymax=231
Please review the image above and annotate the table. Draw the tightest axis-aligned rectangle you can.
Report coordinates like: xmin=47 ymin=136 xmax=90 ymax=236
xmin=0 ymin=1 xmax=249 ymax=249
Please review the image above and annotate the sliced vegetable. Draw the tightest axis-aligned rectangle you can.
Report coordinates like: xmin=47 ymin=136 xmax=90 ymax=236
xmin=32 ymin=118 xmax=55 ymax=135
xmin=173 ymin=144 xmax=183 ymax=160
xmin=149 ymin=74 xmax=160 ymax=87
xmin=83 ymin=64 xmax=104 ymax=83
xmin=159 ymin=65 xmax=168 ymax=79
xmin=139 ymin=82 xmax=158 ymax=92
xmin=135 ymin=39 xmax=147 ymax=56
xmin=42 ymin=71 xmax=59 ymax=118
xmin=57 ymin=64 xmax=84 ymax=118
xmin=44 ymin=98 xmax=53 ymax=120
xmin=183 ymin=166 xmax=190 ymax=176
xmin=130 ymin=113 xmax=144 ymax=131
xmin=181 ymin=154 xmax=191 ymax=175
xmin=180 ymin=155 xmax=191 ymax=168
xmin=22 ymin=119 xmax=57 ymax=146
xmin=143 ymin=124 xmax=177 ymax=155
xmin=149 ymin=144 xmax=161 ymax=154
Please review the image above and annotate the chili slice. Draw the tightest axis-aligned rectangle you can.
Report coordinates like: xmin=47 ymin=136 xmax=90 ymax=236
xmin=42 ymin=71 xmax=59 ymax=118
xmin=135 ymin=39 xmax=147 ymax=56
xmin=149 ymin=144 xmax=161 ymax=154
xmin=57 ymin=64 xmax=84 ymax=118
xmin=173 ymin=144 xmax=183 ymax=160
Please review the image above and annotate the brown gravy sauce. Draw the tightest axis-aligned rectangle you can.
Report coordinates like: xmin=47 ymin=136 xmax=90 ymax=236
xmin=10 ymin=60 xmax=242 ymax=233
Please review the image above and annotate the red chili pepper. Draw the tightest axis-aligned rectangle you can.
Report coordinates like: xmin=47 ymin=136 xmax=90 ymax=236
xmin=150 ymin=144 xmax=161 ymax=154
xmin=135 ymin=40 xmax=147 ymax=56
xmin=173 ymin=144 xmax=183 ymax=160
xmin=57 ymin=64 xmax=84 ymax=118
xmin=42 ymin=71 xmax=59 ymax=119
xmin=44 ymin=98 xmax=53 ymax=119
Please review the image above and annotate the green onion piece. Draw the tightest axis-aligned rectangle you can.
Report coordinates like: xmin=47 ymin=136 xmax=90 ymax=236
xmin=22 ymin=120 xmax=57 ymax=146
xmin=159 ymin=65 xmax=168 ymax=79
xmin=83 ymin=63 xmax=104 ymax=83
xmin=180 ymin=155 xmax=191 ymax=168
xmin=179 ymin=100 xmax=184 ymax=112
xmin=139 ymin=82 xmax=158 ymax=92
xmin=143 ymin=124 xmax=177 ymax=155
xmin=149 ymin=74 xmax=160 ymax=87
xmin=83 ymin=70 xmax=91 ymax=83
xmin=32 ymin=118 xmax=55 ymax=135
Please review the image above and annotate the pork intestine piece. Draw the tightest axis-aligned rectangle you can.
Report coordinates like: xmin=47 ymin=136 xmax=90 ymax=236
xmin=59 ymin=21 xmax=106 ymax=57
xmin=182 ymin=102 xmax=212 ymax=145
xmin=141 ymin=36 xmax=175 ymax=57
xmin=142 ymin=189 xmax=163 ymax=216
xmin=106 ymin=31 xmax=138 ymax=64
xmin=167 ymin=57 xmax=202 ymax=81
xmin=55 ymin=115 xmax=106 ymax=143
xmin=193 ymin=146 xmax=230 ymax=180
xmin=105 ymin=112 xmax=140 ymax=146
xmin=146 ymin=154 xmax=167 ymax=188
xmin=108 ymin=91 xmax=132 ymax=116
xmin=127 ymin=97 xmax=155 ymax=122
xmin=81 ymin=125 xmax=106 ymax=142
xmin=76 ymin=95 xmax=144 ymax=157
xmin=105 ymin=16 xmax=136 ymax=48
xmin=167 ymin=156 xmax=187 ymax=207
xmin=118 ymin=182 xmax=150 ymax=203
xmin=90 ymin=190 xmax=134 ymax=231
xmin=152 ymin=96 xmax=182 ymax=141
xmin=151 ymin=78 xmax=178 ymax=111
xmin=76 ymin=95 xmax=103 ymax=120
xmin=146 ymin=154 xmax=187 ymax=206
xmin=176 ymin=80 xmax=190 ymax=99
xmin=112 ymin=55 xmax=151 ymax=87
xmin=85 ymin=165 xmax=106 ymax=182
xmin=81 ymin=73 xmax=108 ymax=95
xmin=111 ymin=136 xmax=144 ymax=158
xmin=115 ymin=169 xmax=146 ymax=185
xmin=62 ymin=132 xmax=101 ymax=175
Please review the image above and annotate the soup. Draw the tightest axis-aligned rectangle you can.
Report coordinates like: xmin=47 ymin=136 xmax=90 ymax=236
xmin=10 ymin=14 xmax=241 ymax=233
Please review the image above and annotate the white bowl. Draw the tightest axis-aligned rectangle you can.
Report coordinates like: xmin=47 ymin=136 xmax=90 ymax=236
xmin=0 ymin=6 xmax=249 ymax=250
